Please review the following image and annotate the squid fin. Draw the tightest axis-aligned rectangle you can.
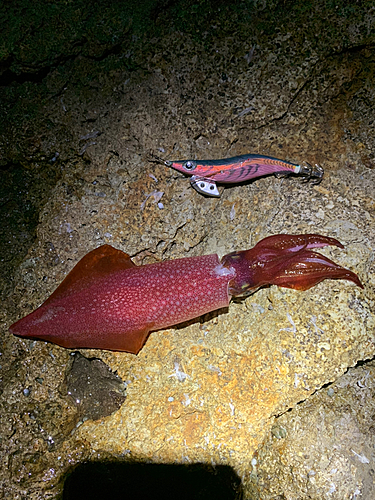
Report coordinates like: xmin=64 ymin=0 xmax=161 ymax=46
xmin=45 ymin=244 xmax=136 ymax=304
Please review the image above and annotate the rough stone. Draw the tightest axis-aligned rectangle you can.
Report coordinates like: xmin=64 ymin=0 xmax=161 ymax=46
xmin=1 ymin=1 xmax=374 ymax=498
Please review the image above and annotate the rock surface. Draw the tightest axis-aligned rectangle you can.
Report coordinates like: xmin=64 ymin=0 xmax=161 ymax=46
xmin=1 ymin=1 xmax=374 ymax=498
xmin=251 ymin=361 xmax=375 ymax=499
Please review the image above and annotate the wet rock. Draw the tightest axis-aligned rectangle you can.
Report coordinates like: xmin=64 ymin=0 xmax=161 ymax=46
xmin=64 ymin=352 xmax=126 ymax=421
xmin=250 ymin=361 xmax=375 ymax=499
xmin=1 ymin=1 xmax=375 ymax=499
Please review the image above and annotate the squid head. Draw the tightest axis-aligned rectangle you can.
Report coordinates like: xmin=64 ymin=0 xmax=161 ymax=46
xmin=222 ymin=234 xmax=363 ymax=296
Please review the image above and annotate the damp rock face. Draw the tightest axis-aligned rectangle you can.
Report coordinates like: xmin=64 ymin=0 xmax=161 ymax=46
xmin=250 ymin=361 xmax=375 ymax=500
xmin=64 ymin=352 xmax=127 ymax=421
xmin=1 ymin=1 xmax=375 ymax=499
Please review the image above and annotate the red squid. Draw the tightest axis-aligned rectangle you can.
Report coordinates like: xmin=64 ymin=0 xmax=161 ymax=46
xmin=10 ymin=234 xmax=363 ymax=354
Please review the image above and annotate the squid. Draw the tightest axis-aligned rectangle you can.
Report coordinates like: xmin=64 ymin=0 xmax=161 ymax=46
xmin=10 ymin=234 xmax=363 ymax=354
xmin=152 ymin=153 xmax=324 ymax=196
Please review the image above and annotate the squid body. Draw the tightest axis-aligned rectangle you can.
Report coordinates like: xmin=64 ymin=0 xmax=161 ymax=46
xmin=10 ymin=234 xmax=363 ymax=354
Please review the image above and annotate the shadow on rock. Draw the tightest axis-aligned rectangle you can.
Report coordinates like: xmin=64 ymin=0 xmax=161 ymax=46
xmin=63 ymin=461 xmax=243 ymax=500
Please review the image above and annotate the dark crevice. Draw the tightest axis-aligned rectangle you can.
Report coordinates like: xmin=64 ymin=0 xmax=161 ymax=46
xmin=1 ymin=64 xmax=58 ymax=86
xmin=0 ymin=52 xmax=80 ymax=86
xmin=0 ymin=41 xmax=126 ymax=87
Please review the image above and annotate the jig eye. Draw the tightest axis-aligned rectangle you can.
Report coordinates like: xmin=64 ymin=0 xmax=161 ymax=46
xmin=183 ymin=160 xmax=197 ymax=171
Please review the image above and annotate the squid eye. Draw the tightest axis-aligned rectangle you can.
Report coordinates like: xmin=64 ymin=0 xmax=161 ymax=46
xmin=183 ymin=160 xmax=197 ymax=171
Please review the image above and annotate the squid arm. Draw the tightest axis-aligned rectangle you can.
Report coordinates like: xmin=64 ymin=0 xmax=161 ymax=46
xmin=10 ymin=234 xmax=363 ymax=354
